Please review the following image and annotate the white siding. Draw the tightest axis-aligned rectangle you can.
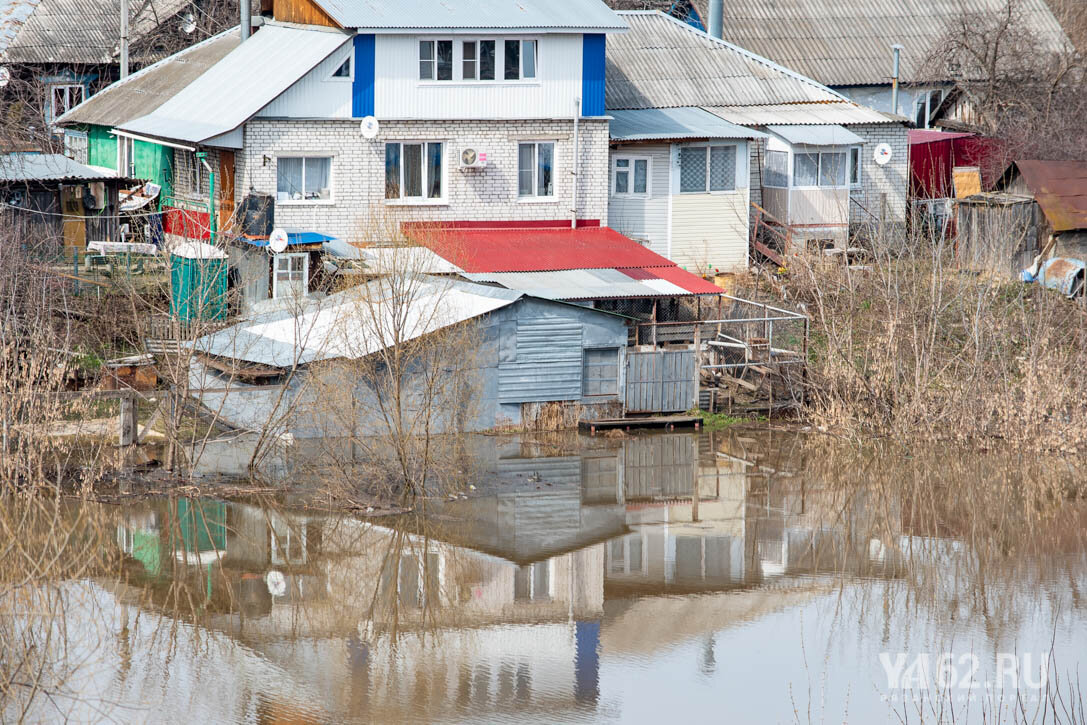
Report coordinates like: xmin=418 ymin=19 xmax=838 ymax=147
xmin=374 ymin=34 xmax=584 ymax=119
xmin=670 ymin=192 xmax=750 ymax=273
xmin=256 ymin=41 xmax=353 ymax=119
xmin=607 ymin=144 xmax=670 ymax=257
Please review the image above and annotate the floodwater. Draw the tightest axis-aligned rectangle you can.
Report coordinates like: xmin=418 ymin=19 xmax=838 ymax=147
xmin=8 ymin=429 xmax=1087 ymax=724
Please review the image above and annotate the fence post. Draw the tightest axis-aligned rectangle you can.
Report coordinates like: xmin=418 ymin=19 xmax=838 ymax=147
xmin=73 ymin=248 xmax=80 ymax=296
xmin=119 ymin=393 xmax=137 ymax=446
xmin=693 ymin=324 xmax=701 ymax=411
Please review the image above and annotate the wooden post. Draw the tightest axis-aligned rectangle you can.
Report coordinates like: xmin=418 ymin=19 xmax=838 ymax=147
xmin=693 ymin=324 xmax=701 ymax=411
xmin=651 ymin=300 xmax=658 ymax=346
xmin=119 ymin=393 xmax=137 ymax=446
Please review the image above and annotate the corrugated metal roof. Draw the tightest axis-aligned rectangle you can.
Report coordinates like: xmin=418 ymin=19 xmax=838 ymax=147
xmin=314 ymin=0 xmax=627 ymax=32
xmin=681 ymin=0 xmax=1069 ymax=87
xmin=193 ymin=277 xmax=523 ymax=368
xmin=119 ymin=23 xmax=349 ymax=145
xmin=464 ymin=268 xmax=698 ymax=300
xmin=360 ymin=247 xmax=464 ymax=275
xmin=767 ymin=124 xmax=865 ymax=146
xmin=606 ymin=12 xmax=894 ymax=126
xmin=908 ymin=129 xmax=976 ymax=145
xmin=1010 ymin=160 xmax=1087 ymax=233
xmin=0 ymin=152 xmax=114 ymax=181
xmin=609 ymin=107 xmax=765 ymax=141
xmin=57 ymin=27 xmax=240 ymax=128
xmin=414 ymin=224 xmax=680 ymax=273
xmin=0 ymin=0 xmax=193 ymax=65
xmin=703 ymin=103 xmax=891 ymax=126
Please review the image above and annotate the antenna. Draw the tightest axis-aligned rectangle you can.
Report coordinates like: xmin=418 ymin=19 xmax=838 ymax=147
xmin=268 ymin=228 xmax=289 ymax=254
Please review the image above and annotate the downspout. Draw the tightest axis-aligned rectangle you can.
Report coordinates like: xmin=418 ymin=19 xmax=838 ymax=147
xmin=572 ymin=97 xmax=580 ymax=229
xmin=708 ymin=0 xmax=723 ymax=39
xmin=197 ymin=152 xmax=216 ymax=242
xmin=891 ymin=44 xmax=904 ymax=116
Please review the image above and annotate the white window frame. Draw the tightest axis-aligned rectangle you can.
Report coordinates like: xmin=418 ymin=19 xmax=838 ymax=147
xmin=275 ymin=155 xmax=334 ymax=205
xmin=762 ymin=149 xmax=789 ymax=189
xmin=270 ymin=518 xmax=307 ymax=565
xmin=792 ymin=149 xmax=849 ymax=190
xmin=418 ymin=39 xmax=454 ymax=81
xmin=612 ymin=156 xmax=651 ymax=197
xmin=64 ymin=129 xmax=89 ymax=165
xmin=677 ymin=143 xmax=738 ymax=194
xmin=328 ymin=52 xmax=352 ymax=81
xmin=384 ymin=141 xmax=446 ymax=204
xmin=849 ymin=146 xmax=862 ymax=188
xmin=117 ymin=136 xmax=135 ymax=178
xmin=272 ymin=252 xmax=309 ymax=300
xmin=419 ymin=37 xmax=540 ymax=84
xmin=48 ymin=83 xmax=85 ymax=124
xmin=517 ymin=141 xmax=555 ymax=199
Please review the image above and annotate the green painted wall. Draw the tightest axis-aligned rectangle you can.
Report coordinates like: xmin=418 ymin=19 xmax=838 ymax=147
xmin=83 ymin=124 xmax=173 ymax=200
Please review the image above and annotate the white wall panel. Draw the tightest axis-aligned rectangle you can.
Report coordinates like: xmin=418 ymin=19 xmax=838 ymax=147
xmin=256 ymin=40 xmax=353 ymax=119
xmin=607 ymin=144 xmax=670 ymax=257
xmin=374 ymin=34 xmax=584 ymax=119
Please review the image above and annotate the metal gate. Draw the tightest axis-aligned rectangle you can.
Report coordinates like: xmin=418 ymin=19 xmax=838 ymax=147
xmin=624 ymin=348 xmax=697 ymax=413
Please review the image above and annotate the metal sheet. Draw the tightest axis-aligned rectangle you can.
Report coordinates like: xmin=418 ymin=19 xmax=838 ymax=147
xmin=465 ymin=268 xmax=689 ymax=300
xmin=120 ymin=24 xmax=350 ymax=145
xmin=767 ymin=124 xmax=865 ymax=146
xmin=316 ymin=0 xmax=627 ymax=32
xmin=57 ymin=29 xmax=241 ymax=128
xmin=1010 ymin=160 xmax=1087 ymax=233
xmin=676 ymin=0 xmax=1068 ymax=87
xmin=0 ymin=152 xmax=114 ymax=181
xmin=609 ymin=107 xmax=765 ymax=141
xmin=498 ymin=317 xmax=583 ymax=403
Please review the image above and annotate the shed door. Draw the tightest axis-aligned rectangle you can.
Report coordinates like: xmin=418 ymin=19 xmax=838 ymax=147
xmin=498 ymin=318 xmax=583 ymax=403
xmin=624 ymin=348 xmax=696 ymax=413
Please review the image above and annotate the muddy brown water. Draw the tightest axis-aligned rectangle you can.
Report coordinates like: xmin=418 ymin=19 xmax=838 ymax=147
xmin=8 ymin=429 xmax=1087 ymax=724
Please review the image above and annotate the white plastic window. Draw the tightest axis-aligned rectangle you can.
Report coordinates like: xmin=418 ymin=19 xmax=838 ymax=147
xmin=679 ymin=145 xmax=736 ymax=193
xmin=276 ymin=157 xmax=331 ymax=202
xmin=518 ymin=142 xmax=554 ymax=197
xmin=613 ymin=157 xmax=650 ymax=196
xmin=419 ymin=40 xmax=453 ymax=80
xmin=385 ymin=142 xmax=443 ymax=200
xmin=273 ymin=253 xmax=308 ymax=299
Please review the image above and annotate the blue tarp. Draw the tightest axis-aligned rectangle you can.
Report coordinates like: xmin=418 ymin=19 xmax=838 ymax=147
xmin=242 ymin=229 xmax=338 ymax=247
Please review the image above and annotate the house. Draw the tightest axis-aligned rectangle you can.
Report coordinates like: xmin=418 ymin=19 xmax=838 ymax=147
xmin=605 ymin=11 xmax=909 ymax=253
xmin=188 ymin=277 xmax=633 ymax=436
xmin=0 ymin=0 xmax=200 ymax=137
xmin=956 ymin=160 xmax=1087 ymax=278
xmin=0 ymin=152 xmax=132 ymax=250
xmin=634 ymin=0 xmax=1070 ymax=130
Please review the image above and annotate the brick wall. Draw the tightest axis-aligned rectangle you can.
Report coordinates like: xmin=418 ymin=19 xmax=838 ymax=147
xmin=236 ymin=118 xmax=610 ymax=241
xmin=172 ymin=148 xmax=219 ymax=200
xmin=848 ymin=123 xmax=909 ymax=231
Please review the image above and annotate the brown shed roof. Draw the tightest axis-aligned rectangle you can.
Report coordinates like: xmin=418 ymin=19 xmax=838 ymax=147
xmin=1010 ymin=160 xmax=1087 ymax=233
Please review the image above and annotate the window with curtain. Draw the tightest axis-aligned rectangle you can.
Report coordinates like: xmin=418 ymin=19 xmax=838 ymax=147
xmin=679 ymin=145 xmax=736 ymax=193
xmin=385 ymin=142 xmax=444 ymax=200
xmin=793 ymin=150 xmax=850 ymax=188
xmin=518 ymin=142 xmax=554 ymax=197
xmin=819 ymin=151 xmax=847 ymax=187
xmin=612 ymin=157 xmax=649 ymax=196
xmin=793 ymin=152 xmax=819 ymax=187
xmin=276 ymin=157 xmax=331 ymax=202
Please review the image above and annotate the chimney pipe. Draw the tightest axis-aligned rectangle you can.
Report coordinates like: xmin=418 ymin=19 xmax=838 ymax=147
xmin=120 ymin=0 xmax=129 ymax=78
xmin=241 ymin=0 xmax=251 ymax=40
xmin=708 ymin=0 xmax=723 ymax=39
xmin=891 ymin=44 xmax=903 ymax=116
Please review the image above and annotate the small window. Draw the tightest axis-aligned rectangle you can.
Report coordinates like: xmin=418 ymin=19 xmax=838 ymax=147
xmin=273 ymin=253 xmax=308 ymax=299
xmin=793 ymin=152 xmax=819 ymax=187
xmin=503 ymin=39 xmax=537 ymax=81
xmin=679 ymin=145 xmax=736 ymax=193
xmin=65 ymin=130 xmax=88 ymax=165
xmin=518 ymin=142 xmax=554 ymax=198
xmin=385 ymin=142 xmax=444 ymax=200
xmin=479 ymin=40 xmax=496 ymax=80
xmin=419 ymin=40 xmax=452 ymax=81
xmin=763 ymin=150 xmax=788 ymax=188
xmin=49 ymin=83 xmax=84 ymax=123
xmin=612 ymin=157 xmax=649 ymax=196
xmin=331 ymin=55 xmax=351 ymax=78
xmin=849 ymin=147 xmax=861 ymax=187
xmin=276 ymin=156 xmax=331 ymax=202
xmin=462 ymin=40 xmax=477 ymax=80
xmin=583 ymin=348 xmax=619 ymax=396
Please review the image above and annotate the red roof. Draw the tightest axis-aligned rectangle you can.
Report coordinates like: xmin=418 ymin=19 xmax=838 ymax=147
xmin=622 ymin=265 xmax=723 ymax=294
xmin=908 ymin=129 xmax=975 ymax=145
xmin=409 ymin=224 xmax=680 ymax=273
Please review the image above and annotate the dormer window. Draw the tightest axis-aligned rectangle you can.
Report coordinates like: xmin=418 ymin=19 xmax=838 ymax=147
xmin=419 ymin=40 xmax=453 ymax=81
xmin=331 ymin=56 xmax=351 ymax=79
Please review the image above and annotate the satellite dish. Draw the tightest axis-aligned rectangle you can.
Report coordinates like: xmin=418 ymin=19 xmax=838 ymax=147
xmin=359 ymin=115 xmax=380 ymax=139
xmin=0 ymin=67 xmax=9 ymax=88
xmin=181 ymin=12 xmax=196 ymax=34
xmin=874 ymin=143 xmax=893 ymax=166
xmin=268 ymin=228 xmax=289 ymax=254
xmin=265 ymin=570 xmax=287 ymax=597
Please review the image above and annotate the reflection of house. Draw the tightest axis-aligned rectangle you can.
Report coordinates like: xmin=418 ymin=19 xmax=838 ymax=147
xmin=606 ymin=11 xmax=909 ymax=251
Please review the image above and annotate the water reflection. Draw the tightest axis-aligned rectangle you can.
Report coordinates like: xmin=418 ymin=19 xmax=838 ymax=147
xmin=14 ymin=430 xmax=1087 ymax=723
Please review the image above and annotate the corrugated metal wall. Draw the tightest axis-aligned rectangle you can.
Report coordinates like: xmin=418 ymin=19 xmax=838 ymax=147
xmin=498 ymin=317 xmax=584 ymax=402
xmin=625 ymin=348 xmax=697 ymax=413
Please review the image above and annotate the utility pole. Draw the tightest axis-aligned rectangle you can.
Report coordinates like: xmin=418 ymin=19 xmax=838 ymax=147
xmin=120 ymin=0 xmax=130 ymax=78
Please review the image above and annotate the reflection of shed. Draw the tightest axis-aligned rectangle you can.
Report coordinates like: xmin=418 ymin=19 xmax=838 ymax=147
xmin=0 ymin=153 xmax=129 ymax=250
